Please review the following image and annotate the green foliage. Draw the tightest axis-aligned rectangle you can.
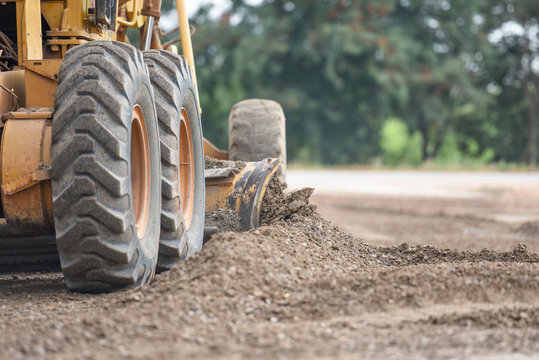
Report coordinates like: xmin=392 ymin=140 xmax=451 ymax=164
xmin=155 ymin=0 xmax=539 ymax=167
xmin=380 ymin=118 xmax=422 ymax=166
xmin=434 ymin=133 xmax=495 ymax=167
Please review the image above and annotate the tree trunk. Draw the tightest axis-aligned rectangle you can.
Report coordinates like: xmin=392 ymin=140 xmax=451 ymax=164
xmin=524 ymin=79 xmax=537 ymax=168
xmin=431 ymin=119 xmax=451 ymax=159
xmin=418 ymin=116 xmax=429 ymax=161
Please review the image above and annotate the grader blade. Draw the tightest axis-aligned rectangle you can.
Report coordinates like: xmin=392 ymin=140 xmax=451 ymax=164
xmin=205 ymin=158 xmax=280 ymax=231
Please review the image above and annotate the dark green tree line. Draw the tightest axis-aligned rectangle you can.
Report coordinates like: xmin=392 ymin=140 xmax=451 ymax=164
xmin=161 ymin=0 xmax=539 ymax=166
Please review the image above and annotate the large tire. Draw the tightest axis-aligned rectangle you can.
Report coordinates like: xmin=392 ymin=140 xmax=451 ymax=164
xmin=228 ymin=99 xmax=287 ymax=183
xmin=143 ymin=50 xmax=205 ymax=270
xmin=51 ymin=41 xmax=162 ymax=292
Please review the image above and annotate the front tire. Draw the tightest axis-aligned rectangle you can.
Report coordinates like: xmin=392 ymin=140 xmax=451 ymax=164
xmin=51 ymin=41 xmax=162 ymax=292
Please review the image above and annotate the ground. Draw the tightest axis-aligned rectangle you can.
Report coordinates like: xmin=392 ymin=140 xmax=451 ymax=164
xmin=301 ymin=170 xmax=539 ymax=253
xmin=0 ymin=170 xmax=538 ymax=359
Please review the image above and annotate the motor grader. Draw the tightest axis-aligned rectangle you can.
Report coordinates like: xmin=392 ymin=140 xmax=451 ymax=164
xmin=0 ymin=0 xmax=286 ymax=291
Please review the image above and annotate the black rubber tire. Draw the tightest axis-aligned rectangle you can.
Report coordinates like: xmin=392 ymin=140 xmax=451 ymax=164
xmin=143 ymin=50 xmax=205 ymax=270
xmin=228 ymin=99 xmax=287 ymax=183
xmin=51 ymin=41 xmax=161 ymax=292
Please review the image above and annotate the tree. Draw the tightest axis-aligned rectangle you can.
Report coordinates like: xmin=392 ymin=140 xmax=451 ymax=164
xmin=376 ymin=0 xmax=492 ymax=160
xmin=483 ymin=0 xmax=539 ymax=166
xmin=165 ymin=0 xmax=536 ymax=166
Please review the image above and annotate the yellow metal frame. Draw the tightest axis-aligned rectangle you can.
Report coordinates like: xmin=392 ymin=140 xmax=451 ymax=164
xmin=2 ymin=0 xmax=204 ymax=236
xmin=11 ymin=0 xmax=199 ymax=104
xmin=1 ymin=113 xmax=54 ymax=235
xmin=17 ymin=0 xmax=44 ymax=62
xmin=176 ymin=0 xmax=199 ymax=105
xmin=205 ymin=158 xmax=280 ymax=230
xmin=117 ymin=0 xmax=140 ymax=27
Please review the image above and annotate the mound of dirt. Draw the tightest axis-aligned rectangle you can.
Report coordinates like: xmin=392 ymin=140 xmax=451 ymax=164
xmin=137 ymin=179 xmax=538 ymax=330
xmin=1 ymin=160 xmax=538 ymax=359
xmin=375 ymin=242 xmax=538 ymax=266
xmin=204 ymin=208 xmax=243 ymax=232
xmin=260 ymin=178 xmax=316 ymax=225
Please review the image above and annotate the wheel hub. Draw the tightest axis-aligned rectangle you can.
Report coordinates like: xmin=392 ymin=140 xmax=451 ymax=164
xmin=131 ymin=104 xmax=151 ymax=239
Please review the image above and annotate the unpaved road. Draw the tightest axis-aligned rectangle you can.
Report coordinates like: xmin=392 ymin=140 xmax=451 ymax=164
xmin=1 ymin=170 xmax=538 ymax=359
xmin=290 ymin=170 xmax=539 ymax=252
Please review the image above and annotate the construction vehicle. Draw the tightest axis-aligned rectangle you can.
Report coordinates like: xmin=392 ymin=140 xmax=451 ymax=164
xmin=0 ymin=0 xmax=286 ymax=291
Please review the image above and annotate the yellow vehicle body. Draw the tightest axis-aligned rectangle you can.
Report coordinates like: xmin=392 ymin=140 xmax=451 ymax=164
xmin=0 ymin=0 xmax=280 ymax=272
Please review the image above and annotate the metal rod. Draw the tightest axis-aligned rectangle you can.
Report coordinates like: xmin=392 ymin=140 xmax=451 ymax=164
xmin=116 ymin=0 xmax=140 ymax=27
xmin=0 ymin=83 xmax=19 ymax=110
xmin=176 ymin=0 xmax=200 ymax=112
xmin=161 ymin=37 xmax=180 ymax=49
xmin=142 ymin=16 xmax=155 ymax=51
xmin=158 ymin=25 xmax=179 ymax=37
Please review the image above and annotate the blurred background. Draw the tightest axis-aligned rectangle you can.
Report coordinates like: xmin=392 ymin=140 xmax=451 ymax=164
xmin=149 ymin=0 xmax=538 ymax=169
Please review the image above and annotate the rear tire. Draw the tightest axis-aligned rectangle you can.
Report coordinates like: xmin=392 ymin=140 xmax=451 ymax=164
xmin=143 ymin=50 xmax=205 ymax=270
xmin=228 ymin=99 xmax=287 ymax=183
xmin=51 ymin=41 xmax=162 ymax=292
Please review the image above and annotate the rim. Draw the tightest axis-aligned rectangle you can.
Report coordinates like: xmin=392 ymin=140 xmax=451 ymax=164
xmin=130 ymin=104 xmax=151 ymax=239
xmin=179 ymin=107 xmax=195 ymax=228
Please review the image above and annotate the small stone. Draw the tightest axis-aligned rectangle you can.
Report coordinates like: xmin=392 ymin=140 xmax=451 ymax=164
xmin=126 ymin=294 xmax=141 ymax=302
xmin=33 ymin=345 xmax=46 ymax=356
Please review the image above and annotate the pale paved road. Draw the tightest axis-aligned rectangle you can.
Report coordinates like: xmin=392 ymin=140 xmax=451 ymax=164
xmin=287 ymin=170 xmax=539 ymax=199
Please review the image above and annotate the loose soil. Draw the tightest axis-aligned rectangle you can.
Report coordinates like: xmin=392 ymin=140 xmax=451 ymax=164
xmin=312 ymin=193 xmax=539 ymax=253
xmin=0 ymin=168 xmax=538 ymax=359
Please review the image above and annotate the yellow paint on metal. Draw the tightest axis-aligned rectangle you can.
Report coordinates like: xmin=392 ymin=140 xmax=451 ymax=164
xmin=24 ymin=61 xmax=62 ymax=107
xmin=121 ymin=0 xmax=146 ymax=28
xmin=205 ymin=158 xmax=281 ymax=229
xmin=46 ymin=30 xmax=101 ymax=40
xmin=1 ymin=118 xmax=54 ymax=235
xmin=117 ymin=0 xmax=141 ymax=27
xmin=0 ymin=70 xmax=26 ymax=114
xmin=205 ymin=169 xmax=238 ymax=213
xmin=203 ymin=138 xmax=229 ymax=160
xmin=41 ymin=1 xmax=65 ymax=29
xmin=175 ymin=0 xmax=200 ymax=110
xmin=2 ymin=108 xmax=53 ymax=120
xmin=24 ymin=60 xmax=62 ymax=81
xmin=65 ymin=0 xmax=83 ymax=30
xmin=17 ymin=0 xmax=44 ymax=63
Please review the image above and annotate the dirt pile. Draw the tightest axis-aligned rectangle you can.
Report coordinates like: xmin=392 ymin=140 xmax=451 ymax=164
xmin=1 ymin=164 xmax=538 ymax=359
xmin=376 ymin=242 xmax=538 ymax=266
xmin=260 ymin=178 xmax=316 ymax=225
xmin=204 ymin=208 xmax=243 ymax=232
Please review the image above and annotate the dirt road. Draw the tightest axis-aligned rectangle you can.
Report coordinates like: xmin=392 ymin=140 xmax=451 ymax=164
xmin=289 ymin=170 xmax=539 ymax=252
xmin=1 ymin=170 xmax=538 ymax=359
